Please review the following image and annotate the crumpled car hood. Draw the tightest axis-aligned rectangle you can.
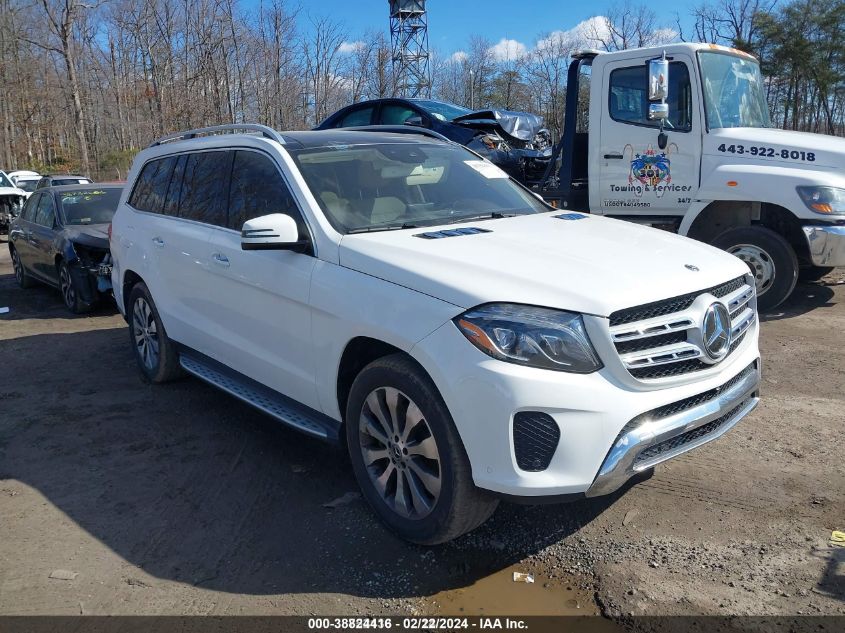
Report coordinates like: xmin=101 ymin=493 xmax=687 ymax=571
xmin=64 ymin=223 xmax=110 ymax=249
xmin=452 ymin=109 xmax=546 ymax=143
xmin=0 ymin=186 xmax=25 ymax=197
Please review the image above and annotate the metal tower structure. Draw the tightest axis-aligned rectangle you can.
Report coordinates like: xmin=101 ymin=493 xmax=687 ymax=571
xmin=388 ymin=0 xmax=431 ymax=98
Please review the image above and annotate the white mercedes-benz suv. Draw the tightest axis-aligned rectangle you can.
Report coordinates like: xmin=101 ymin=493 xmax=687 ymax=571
xmin=110 ymin=124 xmax=761 ymax=544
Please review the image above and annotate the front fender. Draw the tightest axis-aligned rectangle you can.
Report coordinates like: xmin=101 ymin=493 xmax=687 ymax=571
xmin=679 ymin=163 xmax=844 ymax=235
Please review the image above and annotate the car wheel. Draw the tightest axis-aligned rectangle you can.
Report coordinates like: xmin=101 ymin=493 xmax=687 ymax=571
xmin=11 ymin=247 xmax=34 ymax=289
xmin=127 ymin=282 xmax=183 ymax=383
xmin=58 ymin=260 xmax=92 ymax=314
xmin=346 ymin=354 xmax=498 ymax=544
xmin=799 ymin=265 xmax=835 ymax=282
xmin=712 ymin=226 xmax=798 ymax=311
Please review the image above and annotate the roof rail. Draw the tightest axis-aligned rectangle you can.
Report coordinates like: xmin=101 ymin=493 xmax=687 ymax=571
xmin=340 ymin=125 xmax=452 ymax=143
xmin=148 ymin=124 xmax=286 ymax=148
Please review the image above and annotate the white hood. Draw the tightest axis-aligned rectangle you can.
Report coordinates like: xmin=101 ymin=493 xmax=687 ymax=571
xmin=338 ymin=213 xmax=748 ymax=316
xmin=0 ymin=186 xmax=25 ymax=197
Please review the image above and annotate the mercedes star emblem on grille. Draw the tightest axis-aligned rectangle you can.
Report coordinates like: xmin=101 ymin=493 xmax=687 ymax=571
xmin=702 ymin=302 xmax=732 ymax=360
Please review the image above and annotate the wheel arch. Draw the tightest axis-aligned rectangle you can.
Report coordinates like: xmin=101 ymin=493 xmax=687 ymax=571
xmin=336 ymin=337 xmax=409 ymax=425
xmin=121 ymin=269 xmax=145 ymax=317
xmin=683 ymin=200 xmax=810 ymax=264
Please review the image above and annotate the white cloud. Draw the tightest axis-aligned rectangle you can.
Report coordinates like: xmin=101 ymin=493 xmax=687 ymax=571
xmin=338 ymin=41 xmax=364 ymax=54
xmin=535 ymin=16 xmax=610 ymax=53
xmin=449 ymin=50 xmax=468 ymax=63
xmin=649 ymin=28 xmax=679 ymax=45
xmin=488 ymin=38 xmax=528 ymax=62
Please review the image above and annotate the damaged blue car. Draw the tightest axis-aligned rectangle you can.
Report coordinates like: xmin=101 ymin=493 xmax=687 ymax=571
xmin=8 ymin=184 xmax=122 ymax=314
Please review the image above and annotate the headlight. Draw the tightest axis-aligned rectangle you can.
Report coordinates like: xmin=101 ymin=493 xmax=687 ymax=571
xmin=454 ymin=304 xmax=602 ymax=373
xmin=796 ymin=186 xmax=845 ymax=215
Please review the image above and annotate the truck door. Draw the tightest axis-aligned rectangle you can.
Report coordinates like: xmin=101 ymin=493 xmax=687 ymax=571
xmin=595 ymin=53 xmax=701 ymax=218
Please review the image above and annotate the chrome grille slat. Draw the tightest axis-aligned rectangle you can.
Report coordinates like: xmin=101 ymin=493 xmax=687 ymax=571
xmin=609 ymin=276 xmax=756 ymax=381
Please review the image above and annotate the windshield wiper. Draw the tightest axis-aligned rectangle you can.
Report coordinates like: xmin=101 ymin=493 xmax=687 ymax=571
xmin=441 ymin=212 xmax=516 ymax=225
xmin=347 ymin=222 xmax=420 ymax=234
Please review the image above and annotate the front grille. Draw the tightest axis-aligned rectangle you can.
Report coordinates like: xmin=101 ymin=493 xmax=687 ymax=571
xmin=634 ymin=398 xmax=751 ymax=466
xmin=513 ymin=412 xmax=560 ymax=472
xmin=609 ymin=276 xmax=746 ymax=326
xmin=609 ymin=276 xmax=755 ymax=381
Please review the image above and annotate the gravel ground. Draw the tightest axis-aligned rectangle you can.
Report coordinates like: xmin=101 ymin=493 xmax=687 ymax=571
xmin=0 ymin=238 xmax=842 ymax=620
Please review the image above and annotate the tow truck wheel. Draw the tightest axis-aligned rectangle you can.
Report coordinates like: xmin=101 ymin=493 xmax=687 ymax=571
xmin=799 ymin=265 xmax=835 ymax=282
xmin=713 ymin=226 xmax=798 ymax=312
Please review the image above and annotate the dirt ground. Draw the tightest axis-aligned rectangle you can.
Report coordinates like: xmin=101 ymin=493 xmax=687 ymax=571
xmin=0 ymin=237 xmax=843 ymax=620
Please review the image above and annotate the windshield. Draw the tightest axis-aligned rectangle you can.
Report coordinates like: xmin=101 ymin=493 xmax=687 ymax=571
xmin=0 ymin=172 xmax=12 ymax=188
xmin=59 ymin=188 xmax=122 ymax=225
xmin=699 ymin=52 xmax=771 ymax=129
xmin=414 ymin=100 xmax=473 ymax=121
xmin=289 ymin=143 xmax=547 ymax=233
xmin=16 ymin=179 xmax=38 ymax=193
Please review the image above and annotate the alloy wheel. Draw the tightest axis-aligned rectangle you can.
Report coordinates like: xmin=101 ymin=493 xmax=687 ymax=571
xmin=132 ymin=297 xmax=160 ymax=370
xmin=12 ymin=250 xmax=23 ymax=284
xmin=358 ymin=386 xmax=442 ymax=520
xmin=59 ymin=265 xmax=76 ymax=309
xmin=728 ymin=243 xmax=775 ymax=296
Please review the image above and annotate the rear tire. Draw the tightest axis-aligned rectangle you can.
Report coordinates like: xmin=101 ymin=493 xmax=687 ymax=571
xmin=346 ymin=354 xmax=498 ymax=544
xmin=127 ymin=282 xmax=183 ymax=383
xmin=10 ymin=247 xmax=34 ymax=289
xmin=712 ymin=226 xmax=798 ymax=311
xmin=799 ymin=265 xmax=835 ymax=282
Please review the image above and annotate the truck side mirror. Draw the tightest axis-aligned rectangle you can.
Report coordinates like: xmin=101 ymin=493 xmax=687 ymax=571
xmin=648 ymin=103 xmax=669 ymax=121
xmin=648 ymin=58 xmax=669 ymax=101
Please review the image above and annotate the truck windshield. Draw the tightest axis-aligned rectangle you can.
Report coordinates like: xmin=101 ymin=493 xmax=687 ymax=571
xmin=289 ymin=143 xmax=547 ymax=233
xmin=699 ymin=52 xmax=771 ymax=129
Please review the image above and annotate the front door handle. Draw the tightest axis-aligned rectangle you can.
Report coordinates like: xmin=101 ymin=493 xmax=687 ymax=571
xmin=212 ymin=253 xmax=230 ymax=267
xmin=152 ymin=237 xmax=165 ymax=248
xmin=604 ymin=153 xmax=624 ymax=159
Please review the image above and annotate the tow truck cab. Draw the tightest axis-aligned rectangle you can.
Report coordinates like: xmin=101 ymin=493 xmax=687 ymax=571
xmin=537 ymin=43 xmax=845 ymax=310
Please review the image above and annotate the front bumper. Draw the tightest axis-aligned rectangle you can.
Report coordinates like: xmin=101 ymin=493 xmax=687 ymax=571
xmin=586 ymin=361 xmax=760 ymax=497
xmin=412 ymin=317 xmax=760 ymax=498
xmin=802 ymin=224 xmax=845 ymax=267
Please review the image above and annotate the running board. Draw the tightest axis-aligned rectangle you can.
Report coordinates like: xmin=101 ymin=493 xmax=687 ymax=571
xmin=179 ymin=351 xmax=341 ymax=442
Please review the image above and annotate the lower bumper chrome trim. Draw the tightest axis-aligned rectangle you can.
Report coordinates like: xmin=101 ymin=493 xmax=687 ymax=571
xmin=586 ymin=361 xmax=760 ymax=497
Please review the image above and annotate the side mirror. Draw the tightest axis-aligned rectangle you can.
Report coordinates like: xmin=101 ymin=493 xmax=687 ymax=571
xmin=648 ymin=102 xmax=669 ymax=121
xmin=648 ymin=58 xmax=669 ymax=101
xmin=241 ymin=213 xmax=308 ymax=252
xmin=404 ymin=115 xmax=424 ymax=127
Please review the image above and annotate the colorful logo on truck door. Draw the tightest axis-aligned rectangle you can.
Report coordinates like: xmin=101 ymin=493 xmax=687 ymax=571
xmin=626 ymin=144 xmax=676 ymax=192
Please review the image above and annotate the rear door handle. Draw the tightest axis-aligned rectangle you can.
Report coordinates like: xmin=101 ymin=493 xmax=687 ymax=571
xmin=152 ymin=237 xmax=165 ymax=248
xmin=212 ymin=253 xmax=230 ymax=267
xmin=604 ymin=153 xmax=624 ymax=159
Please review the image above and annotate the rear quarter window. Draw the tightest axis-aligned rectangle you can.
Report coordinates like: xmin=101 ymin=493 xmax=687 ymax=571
xmin=129 ymin=157 xmax=177 ymax=213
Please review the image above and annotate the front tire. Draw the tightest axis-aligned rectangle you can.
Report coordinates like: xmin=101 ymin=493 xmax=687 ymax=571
xmin=712 ymin=226 xmax=798 ymax=311
xmin=127 ymin=282 xmax=182 ymax=383
xmin=59 ymin=260 xmax=93 ymax=314
xmin=346 ymin=354 xmax=498 ymax=545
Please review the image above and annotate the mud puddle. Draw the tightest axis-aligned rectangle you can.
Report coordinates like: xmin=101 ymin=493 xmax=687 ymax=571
xmin=427 ymin=563 xmax=601 ymax=616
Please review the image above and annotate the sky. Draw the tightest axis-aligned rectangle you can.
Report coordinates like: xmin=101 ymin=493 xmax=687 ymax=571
xmin=258 ymin=0 xmax=704 ymax=57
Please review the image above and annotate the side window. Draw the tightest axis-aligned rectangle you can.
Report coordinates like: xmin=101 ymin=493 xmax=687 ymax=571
xmin=609 ymin=62 xmax=692 ymax=131
xmin=129 ymin=157 xmax=177 ymax=213
xmin=34 ymin=194 xmax=56 ymax=228
xmin=338 ymin=106 xmax=374 ymax=127
xmin=228 ymin=150 xmax=305 ymax=236
xmin=163 ymin=154 xmax=187 ymax=217
xmin=380 ymin=104 xmax=419 ymax=125
xmin=178 ymin=151 xmax=232 ymax=227
xmin=21 ymin=193 xmax=40 ymax=221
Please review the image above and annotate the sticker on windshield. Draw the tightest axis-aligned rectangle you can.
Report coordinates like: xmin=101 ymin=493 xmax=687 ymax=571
xmin=464 ymin=160 xmax=508 ymax=179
